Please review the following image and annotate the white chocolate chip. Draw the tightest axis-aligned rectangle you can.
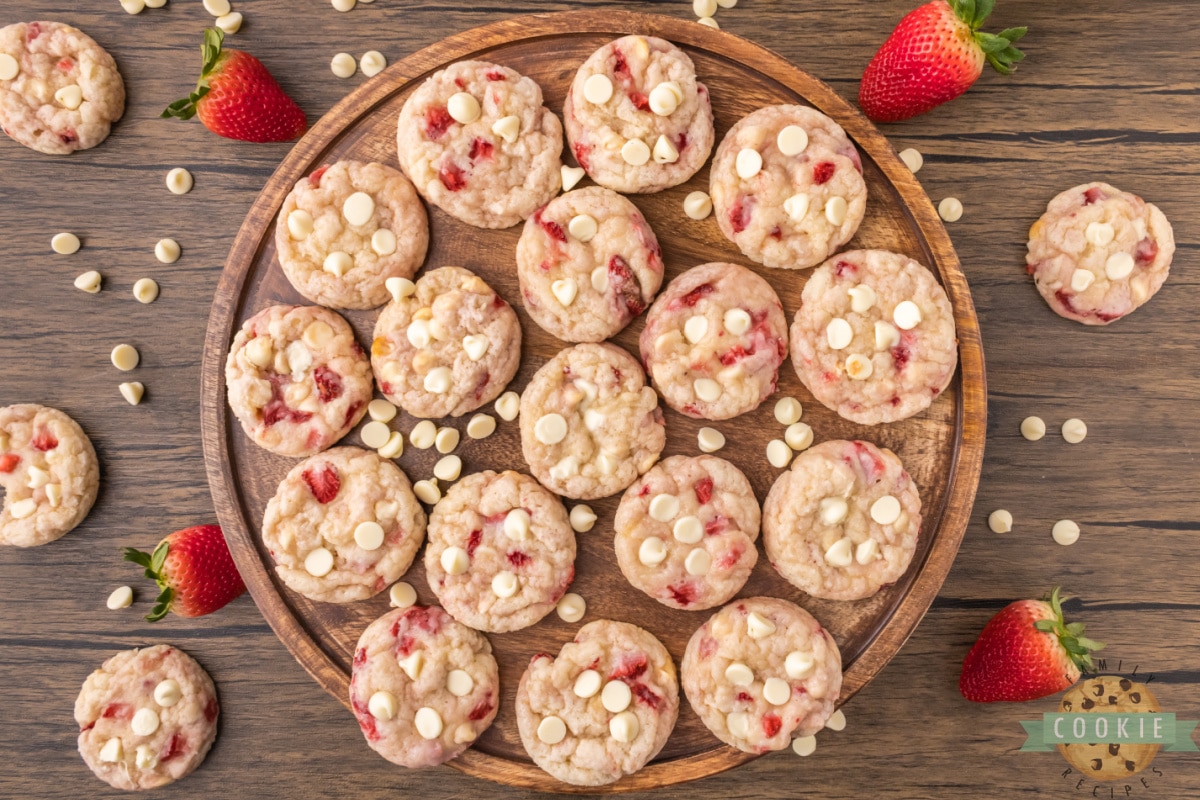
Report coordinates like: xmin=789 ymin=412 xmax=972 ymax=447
xmin=389 ymin=581 xmax=417 ymax=608
xmin=74 ymin=270 xmax=102 ymax=293
xmin=938 ymin=197 xmax=963 ymax=222
xmin=304 ymin=547 xmax=335 ymax=577
xmin=360 ymin=420 xmax=391 ymax=449
xmin=785 ymin=422 xmax=814 ymax=452
xmin=601 ymin=680 xmax=632 ymax=713
xmin=131 ymin=708 xmax=160 ymax=737
xmin=725 ymin=663 xmax=754 ymax=686
xmin=777 ymin=125 xmax=809 ymax=156
xmin=54 ymin=84 xmax=83 ymax=110
xmin=819 ymin=497 xmax=849 ymax=526
xmin=45 ymin=485 xmax=62 ymax=508
xmin=492 ymin=115 xmax=520 ymax=144
xmin=766 ymin=439 xmax=792 ymax=469
xmin=51 ymin=232 xmax=80 ymax=255
xmin=763 ymin=677 xmax=791 ymax=706
xmin=697 ymin=16 xmax=719 ymax=29
xmin=783 ymin=192 xmax=811 ymax=222
xmin=440 ymin=546 xmax=469 ymax=575
xmin=792 ymin=735 xmax=817 ymax=757
xmin=551 ymin=278 xmax=578 ymax=307
xmin=433 ymin=455 xmax=462 ymax=482
xmin=785 ymin=650 xmax=815 ymax=680
xmin=736 ymin=148 xmax=763 ymax=179
xmin=216 ymin=12 xmax=244 ymax=34
xmin=649 ymin=494 xmax=680 ymax=522
xmin=457 ymin=335 xmax=490 ymax=365
xmin=534 ymin=413 xmax=568 ymax=445
xmin=364 ymin=229 xmax=396 ymax=258
xmin=572 ymin=669 xmax=602 ymax=699
xmin=204 ymin=0 xmax=231 ymax=15
xmin=621 ymin=139 xmax=651 ymax=166
xmin=466 ymin=414 xmax=496 ymax=440
xmin=446 ymin=669 xmax=474 ymax=697
xmin=568 ymin=214 xmax=598 ymax=242
xmin=655 ymin=330 xmax=683 ymax=352
xmin=119 ymin=381 xmax=145 ymax=406
xmin=106 ymin=586 xmax=134 ymax=610
xmin=824 ymin=537 xmax=853 ymax=567
xmin=386 ymin=277 xmax=415 ymax=302
xmin=285 ymin=341 xmax=312 ymax=376
xmin=354 ymin=521 xmax=385 ymax=551
xmin=717 ymin=0 xmax=738 ymax=5
xmin=694 ymin=378 xmax=722 ymax=402
xmin=1085 ymin=221 xmax=1115 ymax=247
xmin=899 ymin=148 xmax=923 ymax=173
xmin=720 ymin=308 xmax=750 ymax=336
xmin=133 ymin=277 xmax=160 ymax=304
xmin=504 ymin=509 xmax=531 ymax=541
xmin=367 ymin=398 xmax=397 ymax=423
xmin=26 ymin=466 xmax=49 ymax=489
xmin=495 ymin=391 xmax=520 ymax=422
xmin=583 ymin=74 xmax=614 ymax=105
xmin=685 ymin=547 xmax=711 ymax=576
xmin=413 ymin=479 xmax=441 ymax=505
xmin=1070 ymin=268 xmax=1096 ymax=293
xmin=1062 ymin=418 xmax=1087 ymax=444
xmin=127 ymin=743 xmax=151 ymax=768
xmin=855 ymin=538 xmax=880 ymax=565
xmin=694 ymin=0 xmax=718 ymax=16
xmin=683 ymin=191 xmax=713 ymax=220
xmin=398 ymin=651 xmax=425 ymax=681
xmin=435 ymin=427 xmax=459 ymax=454
xmin=343 ymin=192 xmax=376 ymax=227
xmin=875 ymin=321 xmax=901 ymax=351
xmin=726 ymin=711 xmax=749 ymax=739
xmin=447 ymin=92 xmax=480 ymax=124
xmin=747 ymin=611 xmax=776 ymax=639
xmin=557 ymin=592 xmax=586 ymax=623
xmin=355 ymin=50 xmax=386 ymax=78
xmin=332 ymin=0 xmax=356 ymax=10
xmin=99 ymin=738 xmax=123 ymax=763
xmin=453 ymin=724 xmax=476 ymax=744
xmin=166 ymin=168 xmax=193 ymax=195
xmin=378 ymin=431 xmax=404 ymax=459
xmin=330 ymin=52 xmax=356 ymax=79
xmin=825 ymin=196 xmax=848 ymax=225
xmin=414 ymin=707 xmax=443 ymax=740
xmin=111 ymin=344 xmax=139 ymax=371
xmin=988 ymin=509 xmax=1013 ymax=533
xmin=569 ymin=504 xmax=596 ymax=533
xmin=845 ymin=353 xmax=873 ymax=380
xmin=0 ymin=53 xmax=20 ymax=80
xmin=406 ymin=320 xmax=432 ymax=350
xmin=1020 ymin=416 xmax=1046 ymax=441
xmin=826 ymin=709 xmax=847 ymax=731
xmin=561 ymin=165 xmax=585 ymax=191
xmin=1105 ymin=252 xmax=1134 ymax=280
xmin=893 ymin=301 xmax=923 ymax=331
xmin=537 ymin=715 xmax=567 ymax=745
xmin=649 ymin=82 xmax=680 ymax=116
xmin=287 ymin=209 xmax=314 ymax=241
xmin=826 ymin=318 xmax=853 ymax=350
xmin=684 ymin=315 xmax=709 ymax=344
xmin=848 ymin=284 xmax=877 ymax=313
xmin=697 ymin=427 xmax=725 ymax=453
xmin=324 ymin=251 xmax=352 ymax=277
xmin=652 ymin=134 xmax=679 ymax=164
xmin=638 ymin=536 xmax=668 ymax=566
xmin=673 ymin=516 xmax=703 ymax=544
xmin=153 ymin=679 xmax=181 ymax=708
xmin=369 ymin=691 xmax=397 ymax=721
xmin=1052 ymin=519 xmax=1080 ymax=546
xmin=423 ymin=367 xmax=452 ymax=394
xmin=870 ymin=495 xmax=901 ymax=525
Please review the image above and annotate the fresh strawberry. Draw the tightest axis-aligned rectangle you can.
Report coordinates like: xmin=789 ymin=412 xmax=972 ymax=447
xmin=124 ymin=525 xmax=246 ymax=621
xmin=859 ymin=0 xmax=1027 ymax=123
xmin=162 ymin=28 xmax=306 ymax=143
xmin=960 ymin=587 xmax=1103 ymax=703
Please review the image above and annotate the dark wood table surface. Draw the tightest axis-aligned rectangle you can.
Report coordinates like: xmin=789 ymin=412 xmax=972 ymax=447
xmin=2 ymin=1 xmax=1196 ymax=797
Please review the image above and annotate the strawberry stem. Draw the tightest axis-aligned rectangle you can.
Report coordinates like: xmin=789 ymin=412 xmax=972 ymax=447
xmin=160 ymin=28 xmax=226 ymax=121
xmin=1032 ymin=586 xmax=1104 ymax=673
xmin=949 ymin=0 xmax=1027 ymax=76
xmin=122 ymin=541 xmax=174 ymax=622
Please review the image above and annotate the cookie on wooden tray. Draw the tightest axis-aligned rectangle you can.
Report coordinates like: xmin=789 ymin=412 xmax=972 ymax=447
xmin=225 ymin=305 xmax=372 ymax=457
xmin=0 ymin=21 xmax=125 ymax=154
xmin=424 ymin=470 xmax=576 ymax=633
xmin=349 ymin=606 xmax=500 ymax=768
xmin=613 ymin=455 xmax=759 ymax=611
xmin=515 ymin=619 xmax=680 ymax=786
xmin=762 ymin=439 xmax=920 ymax=601
xmin=681 ymin=597 xmax=842 ymax=754
xmin=396 ymin=60 xmax=562 ymax=229
xmin=275 ymin=160 xmax=429 ymax=310
xmin=75 ymin=645 xmax=219 ymax=791
xmin=710 ymin=105 xmax=865 ymax=270
xmin=0 ymin=403 xmax=98 ymax=547
xmin=371 ymin=266 xmax=521 ymax=418
xmin=564 ymin=35 xmax=714 ymax=194
xmin=1026 ymin=181 xmax=1174 ymax=325
xmin=789 ymin=249 xmax=957 ymax=425
xmin=519 ymin=342 xmax=665 ymax=501
xmin=639 ymin=262 xmax=788 ymax=421
xmin=1057 ymin=676 xmax=1161 ymax=779
xmin=516 ymin=187 xmax=664 ymax=342
xmin=261 ymin=446 xmax=426 ymax=604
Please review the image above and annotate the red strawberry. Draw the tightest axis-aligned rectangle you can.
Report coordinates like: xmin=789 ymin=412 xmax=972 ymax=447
xmin=123 ymin=525 xmax=246 ymax=621
xmin=960 ymin=587 xmax=1103 ymax=703
xmin=859 ymin=0 xmax=1027 ymax=123
xmin=302 ymin=463 xmax=340 ymax=504
xmin=162 ymin=28 xmax=306 ymax=143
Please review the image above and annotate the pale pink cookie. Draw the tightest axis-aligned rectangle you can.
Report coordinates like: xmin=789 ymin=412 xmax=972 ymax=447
xmin=0 ymin=404 xmax=98 ymax=547
xmin=762 ymin=440 xmax=921 ymax=601
xmin=396 ymin=60 xmax=562 ymax=229
xmin=225 ymin=305 xmax=372 ymax=457
xmin=710 ymin=105 xmax=866 ymax=269
xmin=639 ymin=262 xmax=788 ymax=421
xmin=262 ymin=447 xmax=427 ymax=603
xmin=425 ymin=470 xmax=575 ymax=632
xmin=519 ymin=343 xmax=665 ymax=501
xmin=371 ymin=266 xmax=521 ymax=418
xmin=564 ymin=35 xmax=714 ymax=194
xmin=515 ymin=620 xmax=679 ymax=786
xmin=517 ymin=187 xmax=664 ymax=342
xmin=790 ymin=249 xmax=957 ymax=425
xmin=275 ymin=160 xmax=429 ymax=310
xmin=614 ymin=455 xmax=759 ymax=611
xmin=75 ymin=645 xmax=219 ymax=791
xmin=349 ymin=606 xmax=499 ymax=768
xmin=0 ymin=22 xmax=125 ymax=154
xmin=681 ymin=598 xmax=842 ymax=754
xmin=1026 ymin=181 xmax=1175 ymax=325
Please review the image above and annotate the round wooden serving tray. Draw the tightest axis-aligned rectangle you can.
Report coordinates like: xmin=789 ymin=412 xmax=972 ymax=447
xmin=200 ymin=11 xmax=986 ymax=792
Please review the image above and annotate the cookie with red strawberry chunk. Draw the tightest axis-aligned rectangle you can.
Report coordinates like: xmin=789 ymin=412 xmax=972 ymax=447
xmin=859 ymin=0 xmax=1027 ymax=123
xmin=162 ymin=28 xmax=305 ymax=142
xmin=124 ymin=525 xmax=246 ymax=621
xmin=960 ymin=586 xmax=1104 ymax=702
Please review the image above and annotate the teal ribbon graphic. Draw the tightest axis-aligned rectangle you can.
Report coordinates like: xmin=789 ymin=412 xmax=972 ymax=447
xmin=1020 ymin=713 xmax=1200 ymax=752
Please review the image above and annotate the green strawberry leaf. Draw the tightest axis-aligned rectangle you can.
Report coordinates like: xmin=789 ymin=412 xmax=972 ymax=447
xmin=972 ymin=0 xmax=996 ymax=28
xmin=1076 ymin=637 xmax=1105 ymax=652
xmin=145 ymin=586 xmax=174 ymax=623
xmin=1065 ymin=622 xmax=1086 ymax=636
xmin=162 ymin=28 xmax=224 ymax=121
xmin=1033 ymin=619 xmax=1056 ymax=632
xmin=122 ymin=547 xmax=153 ymax=570
xmin=976 ymin=33 xmax=1012 ymax=54
xmin=998 ymin=26 xmax=1029 ymax=43
xmin=150 ymin=541 xmax=169 ymax=576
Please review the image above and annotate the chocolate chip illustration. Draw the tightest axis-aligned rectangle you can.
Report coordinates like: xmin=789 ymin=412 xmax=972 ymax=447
xmin=1109 ymin=743 xmax=1121 ymax=756
xmin=1126 ymin=760 xmax=1137 ymax=772
xmin=1130 ymin=692 xmax=1142 ymax=703
xmin=1092 ymin=683 xmax=1104 ymax=697
xmin=1120 ymin=678 xmax=1132 ymax=691
xmin=1108 ymin=695 xmax=1118 ymax=704
xmin=1091 ymin=759 xmax=1103 ymax=771
xmin=1082 ymin=698 xmax=1095 ymax=710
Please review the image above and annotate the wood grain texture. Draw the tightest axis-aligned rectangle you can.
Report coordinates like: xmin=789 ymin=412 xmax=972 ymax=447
xmin=0 ymin=1 xmax=1197 ymax=798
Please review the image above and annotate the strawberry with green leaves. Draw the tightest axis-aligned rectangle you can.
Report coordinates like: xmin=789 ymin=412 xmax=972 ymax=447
xmin=124 ymin=524 xmax=246 ymax=622
xmin=162 ymin=28 xmax=306 ymax=143
xmin=960 ymin=587 xmax=1104 ymax=703
xmin=859 ymin=0 xmax=1027 ymax=123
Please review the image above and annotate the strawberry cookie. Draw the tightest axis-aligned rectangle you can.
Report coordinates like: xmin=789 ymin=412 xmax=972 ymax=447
xmin=75 ymin=645 xmax=219 ymax=791
xmin=1026 ymin=182 xmax=1175 ymax=325
xmin=710 ymin=105 xmax=866 ymax=270
xmin=517 ymin=187 xmax=664 ymax=342
xmin=275 ymin=160 xmax=429 ymax=310
xmin=564 ymin=35 xmax=714 ymax=194
xmin=681 ymin=597 xmax=842 ymax=753
xmin=520 ymin=343 xmax=665 ymax=500
xmin=639 ymin=262 xmax=788 ymax=421
xmin=262 ymin=446 xmax=427 ymax=604
xmin=515 ymin=620 xmax=679 ymax=786
xmin=371 ymin=266 xmax=521 ymax=418
xmin=790 ymin=249 xmax=957 ymax=425
xmin=0 ymin=22 xmax=125 ymax=155
xmin=0 ymin=404 xmax=98 ymax=547
xmin=614 ymin=455 xmax=759 ymax=611
xmin=425 ymin=470 xmax=575 ymax=633
xmin=396 ymin=60 xmax=562 ymax=229
xmin=350 ymin=606 xmax=500 ymax=768
xmin=762 ymin=440 xmax=921 ymax=601
xmin=225 ymin=305 xmax=372 ymax=457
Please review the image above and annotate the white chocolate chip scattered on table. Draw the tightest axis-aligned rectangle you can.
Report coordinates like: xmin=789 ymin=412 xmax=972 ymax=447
xmin=774 ymin=397 xmax=802 ymax=425
xmin=105 ymin=586 xmax=133 ymax=610
xmin=569 ymin=504 xmax=596 ymax=533
xmin=826 ymin=709 xmax=847 ymax=731
xmin=433 ymin=455 xmax=462 ymax=482
xmin=556 ymin=592 xmax=586 ymax=623
xmin=165 ymin=167 xmax=193 ymax=195
xmin=360 ymin=51 xmax=386 ymax=77
xmin=51 ymin=232 xmax=80 ymax=255
xmin=413 ymin=479 xmax=441 ymax=505
xmin=561 ymin=165 xmax=585 ymax=191
xmin=74 ymin=271 xmax=102 ymax=294
xmin=410 ymin=420 xmax=437 ymax=449
xmin=988 ymin=509 xmax=1013 ymax=533
xmin=494 ymin=391 xmax=520 ymax=422
xmin=215 ymin=12 xmax=243 ymax=34
xmin=938 ymin=197 xmax=964 ymax=223
xmin=118 ymin=381 xmax=145 ymax=406
xmin=360 ymin=420 xmax=391 ymax=449
xmin=766 ymin=439 xmax=792 ymax=469
xmin=716 ymin=0 xmax=738 ymax=7
xmin=1052 ymin=519 xmax=1080 ymax=546
xmin=1020 ymin=416 xmax=1046 ymax=441
xmin=784 ymin=422 xmax=814 ymax=452
xmin=434 ymin=427 xmax=460 ymax=454
xmin=694 ymin=0 xmax=718 ymax=17
xmin=133 ymin=278 xmax=159 ymax=304
xmin=385 ymin=276 xmax=415 ymax=302
xmin=120 ymin=0 xmax=145 ymax=14
xmin=387 ymin=582 xmax=417 ymax=609
xmin=154 ymin=238 xmax=181 ymax=264
xmin=792 ymin=734 xmax=817 ymax=757
xmin=377 ymin=430 xmax=404 ymax=459
xmin=697 ymin=427 xmax=725 ymax=453
xmin=465 ymin=414 xmax=496 ymax=439
xmin=110 ymin=344 xmax=139 ymax=371
xmin=683 ymin=191 xmax=712 ymax=220
xmin=1061 ymin=418 xmax=1087 ymax=444
xmin=331 ymin=53 xmax=356 ymax=79
xmin=697 ymin=15 xmax=719 ymax=28
xmin=899 ymin=148 xmax=923 ymax=173
xmin=367 ymin=398 xmax=397 ymax=423
xmin=332 ymin=0 xmax=356 ymax=10
xmin=203 ymin=0 xmax=232 ymax=17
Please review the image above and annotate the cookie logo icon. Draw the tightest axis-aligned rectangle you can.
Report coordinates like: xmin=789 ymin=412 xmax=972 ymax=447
xmin=1057 ymin=676 xmax=1161 ymax=781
